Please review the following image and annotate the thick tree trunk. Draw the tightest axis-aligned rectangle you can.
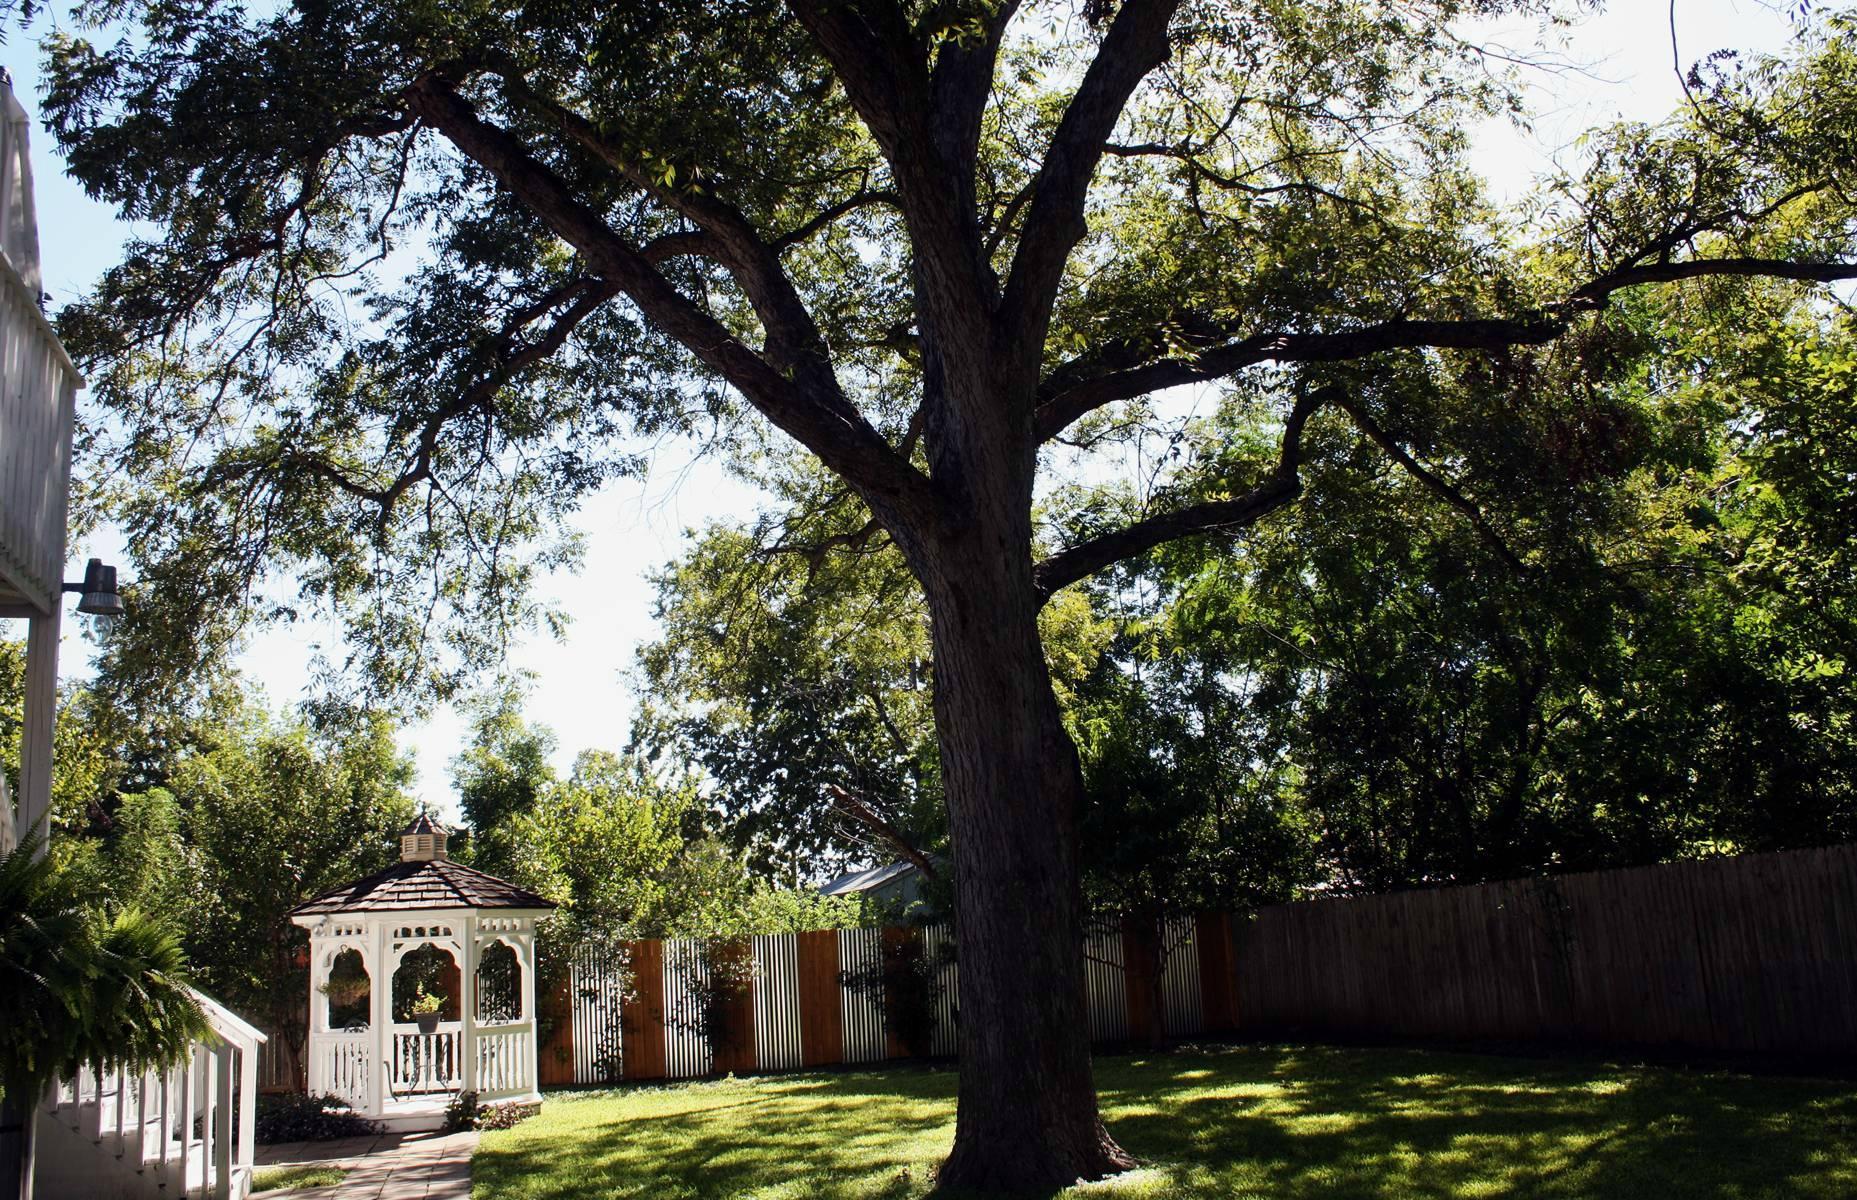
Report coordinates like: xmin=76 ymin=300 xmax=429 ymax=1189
xmin=921 ymin=528 xmax=1133 ymax=1191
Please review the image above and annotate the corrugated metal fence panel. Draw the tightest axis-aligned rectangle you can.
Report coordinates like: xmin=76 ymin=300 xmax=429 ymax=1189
xmin=1084 ymin=927 xmax=1129 ymax=1043
xmin=1160 ymin=916 xmax=1204 ymax=1036
xmin=571 ymin=944 xmax=628 ymax=1084
xmin=662 ymin=939 xmax=714 ymax=1079
xmin=838 ymin=927 xmax=887 ymax=1063
xmin=920 ymin=923 xmax=960 ymax=1057
xmin=753 ymin=934 xmax=804 ymax=1071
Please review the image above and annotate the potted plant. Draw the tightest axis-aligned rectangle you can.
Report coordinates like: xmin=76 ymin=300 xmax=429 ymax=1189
xmin=409 ymin=985 xmax=445 ymax=1033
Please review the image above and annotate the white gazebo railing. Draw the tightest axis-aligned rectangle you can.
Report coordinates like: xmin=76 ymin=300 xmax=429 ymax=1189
xmin=473 ymin=1022 xmax=534 ymax=1096
xmin=313 ymin=1031 xmax=370 ymax=1111
xmin=34 ymin=988 xmax=267 ymax=1200
xmin=389 ymin=1023 xmax=463 ymax=1095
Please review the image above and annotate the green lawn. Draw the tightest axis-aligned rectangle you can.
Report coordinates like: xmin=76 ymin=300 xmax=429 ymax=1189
xmin=473 ymin=1045 xmax=1857 ymax=1199
xmin=251 ymin=1163 xmax=348 ymax=1194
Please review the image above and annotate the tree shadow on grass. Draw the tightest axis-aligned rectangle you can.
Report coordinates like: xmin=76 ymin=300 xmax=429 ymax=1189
xmin=475 ymin=1048 xmax=1857 ymax=1200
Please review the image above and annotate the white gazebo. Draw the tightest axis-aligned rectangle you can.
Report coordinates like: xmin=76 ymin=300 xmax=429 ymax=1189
xmin=290 ymin=815 xmax=555 ymax=1130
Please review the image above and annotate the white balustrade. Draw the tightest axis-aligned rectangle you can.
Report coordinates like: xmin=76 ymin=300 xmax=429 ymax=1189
xmin=309 ymin=1030 xmax=371 ymax=1110
xmin=389 ymin=1024 xmax=464 ymax=1096
xmin=474 ymin=1022 xmax=533 ymax=1096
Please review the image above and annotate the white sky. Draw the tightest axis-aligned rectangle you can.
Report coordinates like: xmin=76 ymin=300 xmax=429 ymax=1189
xmin=3 ymin=1 xmax=1796 ymax=818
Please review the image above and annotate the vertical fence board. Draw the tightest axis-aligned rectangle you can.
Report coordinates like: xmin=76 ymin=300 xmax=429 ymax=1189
xmin=711 ymin=938 xmax=757 ymax=1075
xmin=620 ymin=939 xmax=666 ymax=1081
xmin=839 ymin=928 xmax=887 ymax=1063
xmin=661 ymin=939 xmax=714 ymax=1079
xmin=1196 ymin=912 xmax=1238 ymax=1033
xmin=796 ymin=929 xmax=843 ymax=1068
xmin=1230 ymin=844 xmax=1857 ymax=1058
xmin=1084 ymin=924 xmax=1128 ymax=1044
xmin=921 ymin=923 xmax=961 ymax=1057
xmin=537 ymin=974 xmax=576 ymax=1086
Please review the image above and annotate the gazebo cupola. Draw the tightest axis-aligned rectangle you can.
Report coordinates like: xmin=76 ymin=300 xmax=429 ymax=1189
xmin=401 ymin=810 xmax=448 ymax=861
xmin=290 ymin=813 xmax=556 ymax=1129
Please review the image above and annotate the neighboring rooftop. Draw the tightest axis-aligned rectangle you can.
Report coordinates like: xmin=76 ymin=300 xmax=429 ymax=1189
xmin=290 ymin=857 xmax=556 ymax=916
xmin=819 ymin=861 xmax=920 ymax=897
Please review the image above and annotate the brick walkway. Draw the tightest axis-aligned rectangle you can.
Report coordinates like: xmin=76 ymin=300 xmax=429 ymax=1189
xmin=253 ymin=1129 xmax=477 ymax=1199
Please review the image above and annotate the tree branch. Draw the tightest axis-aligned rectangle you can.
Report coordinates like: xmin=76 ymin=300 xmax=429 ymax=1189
xmin=1035 ymin=319 xmax=1564 ymax=442
xmin=401 ymin=75 xmax=941 ymax=529
xmin=489 ymin=65 xmax=848 ymax=402
xmin=771 ymin=190 xmax=901 ymax=250
xmin=825 ymin=783 xmax=939 ymax=881
xmin=787 ymin=0 xmax=999 ymax=333
xmin=1035 ymin=252 xmax=1857 ymax=441
xmin=1331 ymin=396 xmax=1529 ymax=574
xmin=999 ymin=0 xmax=1180 ymax=363
xmin=1031 ymin=389 xmax=1323 ymax=598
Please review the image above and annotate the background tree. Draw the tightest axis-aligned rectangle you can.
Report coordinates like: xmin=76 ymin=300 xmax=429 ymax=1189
xmin=2 ymin=649 xmax=417 ymax=1083
xmin=36 ymin=0 xmax=1857 ymax=1184
xmin=453 ymin=702 xmax=861 ymax=968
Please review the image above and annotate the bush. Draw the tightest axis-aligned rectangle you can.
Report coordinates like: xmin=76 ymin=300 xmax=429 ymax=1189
xmin=444 ymin=1090 xmax=536 ymax=1132
xmin=253 ymin=1093 xmax=380 ymax=1143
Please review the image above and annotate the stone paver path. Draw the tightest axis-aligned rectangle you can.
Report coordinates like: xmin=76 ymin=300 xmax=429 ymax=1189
xmin=253 ymin=1129 xmax=477 ymax=1199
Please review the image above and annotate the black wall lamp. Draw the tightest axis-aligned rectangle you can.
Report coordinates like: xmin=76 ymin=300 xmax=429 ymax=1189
xmin=61 ymin=557 xmax=125 ymax=617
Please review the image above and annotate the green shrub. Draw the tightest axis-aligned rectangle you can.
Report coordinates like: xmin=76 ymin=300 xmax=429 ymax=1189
xmin=445 ymin=1090 xmax=536 ymax=1132
xmin=253 ymin=1093 xmax=379 ymax=1143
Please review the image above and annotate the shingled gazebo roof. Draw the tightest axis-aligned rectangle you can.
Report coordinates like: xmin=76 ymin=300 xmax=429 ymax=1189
xmin=291 ymin=857 xmax=556 ymax=916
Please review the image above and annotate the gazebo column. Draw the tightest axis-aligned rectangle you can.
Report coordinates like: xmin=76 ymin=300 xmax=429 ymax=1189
xmin=367 ymin=919 xmax=388 ymax=1117
xmin=520 ymin=926 xmax=539 ymax=1099
xmin=462 ymin=915 xmax=478 ymax=1097
xmin=306 ymin=934 xmax=329 ymax=1097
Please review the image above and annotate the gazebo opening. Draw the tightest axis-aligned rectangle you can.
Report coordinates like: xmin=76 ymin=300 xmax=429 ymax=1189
xmin=392 ymin=942 xmax=461 ymax=1023
xmin=291 ymin=813 xmax=556 ymax=1130
xmin=324 ymin=947 xmax=371 ymax=1029
xmin=477 ymin=940 xmax=522 ymax=1024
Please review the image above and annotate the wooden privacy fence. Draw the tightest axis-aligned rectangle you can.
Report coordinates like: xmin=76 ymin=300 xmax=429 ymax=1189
xmin=1230 ymin=843 xmax=1857 ymax=1057
xmin=542 ymin=914 xmax=1240 ymax=1085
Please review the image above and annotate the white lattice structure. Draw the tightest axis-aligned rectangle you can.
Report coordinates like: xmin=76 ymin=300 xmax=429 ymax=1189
xmin=289 ymin=816 xmax=554 ymax=1130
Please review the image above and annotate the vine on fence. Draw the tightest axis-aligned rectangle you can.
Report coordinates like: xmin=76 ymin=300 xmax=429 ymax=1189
xmin=666 ymin=940 xmax=756 ymax=1065
xmin=840 ymin=935 xmax=956 ymax=1057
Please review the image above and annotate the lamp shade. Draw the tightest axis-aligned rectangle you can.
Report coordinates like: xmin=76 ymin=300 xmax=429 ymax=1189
xmin=72 ymin=558 xmax=124 ymax=617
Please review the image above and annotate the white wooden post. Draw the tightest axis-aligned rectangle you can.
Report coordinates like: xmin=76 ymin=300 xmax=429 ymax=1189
xmin=177 ymin=1049 xmax=193 ymax=1196
xmin=367 ymin=921 xmax=388 ymax=1117
xmin=520 ymin=926 xmax=539 ymax=1096
xmin=306 ymin=936 xmax=322 ymax=1097
xmin=461 ymin=916 xmax=478 ymax=1097
xmin=136 ymin=1068 xmax=151 ymax=1173
xmin=238 ymin=1037 xmax=256 ymax=1173
xmin=213 ymin=1044 xmax=232 ymax=1200
xmin=16 ymin=597 xmax=59 ymax=853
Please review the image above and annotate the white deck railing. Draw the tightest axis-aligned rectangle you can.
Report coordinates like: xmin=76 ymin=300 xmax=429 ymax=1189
xmin=36 ymin=988 xmax=267 ymax=1200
